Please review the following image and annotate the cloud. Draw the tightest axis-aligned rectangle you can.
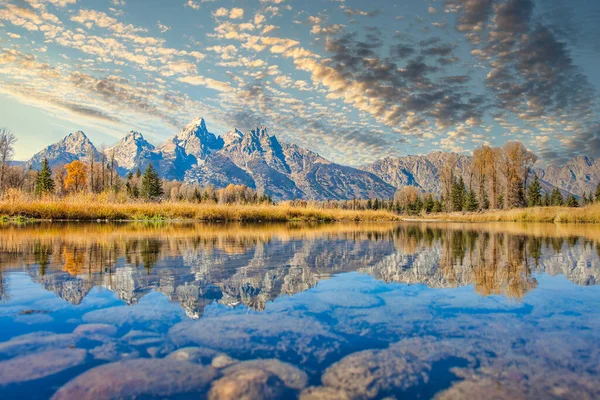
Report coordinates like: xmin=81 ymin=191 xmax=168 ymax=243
xmin=446 ymin=0 xmax=599 ymax=161
xmin=289 ymin=31 xmax=485 ymax=133
xmin=157 ymin=21 xmax=170 ymax=33
xmin=177 ymin=75 xmax=233 ymax=92
xmin=213 ymin=7 xmax=244 ymax=20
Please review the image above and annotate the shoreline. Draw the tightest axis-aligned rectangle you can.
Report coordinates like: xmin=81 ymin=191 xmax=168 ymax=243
xmin=412 ymin=205 xmax=600 ymax=224
xmin=2 ymin=200 xmax=600 ymax=224
xmin=0 ymin=200 xmax=401 ymax=223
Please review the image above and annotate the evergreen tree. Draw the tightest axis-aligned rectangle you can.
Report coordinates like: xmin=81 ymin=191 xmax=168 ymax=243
xmin=411 ymin=196 xmax=423 ymax=215
xmin=566 ymin=194 xmax=579 ymax=207
xmin=451 ymin=177 xmax=466 ymax=211
xmin=141 ymin=164 xmax=163 ymax=200
xmin=542 ymin=192 xmax=550 ymax=206
xmin=464 ymin=188 xmax=479 ymax=211
xmin=480 ymin=190 xmax=490 ymax=210
xmin=423 ymin=194 xmax=435 ymax=213
xmin=527 ymin=174 xmax=542 ymax=207
xmin=373 ymin=198 xmax=380 ymax=210
xmin=34 ymin=158 xmax=55 ymax=196
xmin=432 ymin=199 xmax=443 ymax=213
xmin=582 ymin=192 xmax=590 ymax=206
xmin=366 ymin=199 xmax=372 ymax=209
xmin=596 ymin=183 xmax=600 ymax=202
xmin=550 ymin=188 xmax=564 ymax=206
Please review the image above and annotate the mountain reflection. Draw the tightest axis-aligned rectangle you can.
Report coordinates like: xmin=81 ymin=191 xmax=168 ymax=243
xmin=0 ymin=222 xmax=599 ymax=317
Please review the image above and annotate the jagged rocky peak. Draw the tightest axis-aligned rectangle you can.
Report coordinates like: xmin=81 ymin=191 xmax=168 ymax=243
xmin=177 ymin=117 xmax=221 ymax=146
xmin=240 ymin=126 xmax=279 ymax=153
xmin=62 ymin=130 xmax=94 ymax=151
xmin=165 ymin=117 xmax=224 ymax=159
xmin=222 ymin=129 xmax=244 ymax=147
xmin=106 ymin=130 xmax=155 ymax=171
xmin=27 ymin=130 xmax=100 ymax=169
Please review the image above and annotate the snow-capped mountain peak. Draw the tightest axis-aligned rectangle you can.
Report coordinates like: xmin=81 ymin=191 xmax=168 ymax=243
xmin=106 ymin=131 xmax=155 ymax=171
xmin=222 ymin=129 xmax=244 ymax=147
xmin=27 ymin=130 xmax=99 ymax=169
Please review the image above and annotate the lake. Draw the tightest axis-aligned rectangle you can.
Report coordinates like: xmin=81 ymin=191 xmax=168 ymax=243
xmin=0 ymin=222 xmax=599 ymax=399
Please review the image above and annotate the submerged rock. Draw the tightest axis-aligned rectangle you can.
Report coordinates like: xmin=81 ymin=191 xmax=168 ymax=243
xmin=73 ymin=324 xmax=117 ymax=337
xmin=166 ymin=346 xmax=223 ymax=365
xmin=88 ymin=341 xmax=140 ymax=362
xmin=222 ymin=359 xmax=309 ymax=390
xmin=0 ymin=348 xmax=87 ymax=385
xmin=209 ymin=368 xmax=286 ymax=400
xmin=321 ymin=348 xmax=428 ymax=399
xmin=433 ymin=377 xmax=533 ymax=400
xmin=0 ymin=332 xmax=76 ymax=358
xmin=212 ymin=354 xmax=238 ymax=369
xmin=52 ymin=358 xmax=217 ymax=399
xmin=122 ymin=330 xmax=164 ymax=346
xmin=299 ymin=386 xmax=352 ymax=400
xmin=169 ymin=314 xmax=344 ymax=364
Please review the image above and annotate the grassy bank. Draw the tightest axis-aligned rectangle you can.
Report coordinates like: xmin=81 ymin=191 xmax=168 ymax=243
xmin=429 ymin=203 xmax=600 ymax=223
xmin=0 ymin=197 xmax=400 ymax=222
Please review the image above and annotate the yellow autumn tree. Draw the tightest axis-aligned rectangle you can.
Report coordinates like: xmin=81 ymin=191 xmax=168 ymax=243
xmin=64 ymin=160 xmax=88 ymax=193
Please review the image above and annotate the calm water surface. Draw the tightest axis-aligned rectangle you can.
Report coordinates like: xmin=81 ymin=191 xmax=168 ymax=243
xmin=0 ymin=222 xmax=599 ymax=399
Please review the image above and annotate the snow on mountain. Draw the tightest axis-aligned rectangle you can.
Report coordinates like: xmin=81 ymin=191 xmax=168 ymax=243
xmin=154 ymin=117 xmax=224 ymax=180
xmin=105 ymin=131 xmax=155 ymax=172
xmin=27 ymin=130 xmax=100 ymax=170
xmin=28 ymin=117 xmax=600 ymax=201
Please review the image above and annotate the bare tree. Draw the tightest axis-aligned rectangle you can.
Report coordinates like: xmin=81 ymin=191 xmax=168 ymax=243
xmin=501 ymin=141 xmax=537 ymax=209
xmin=99 ymin=144 xmax=107 ymax=192
xmin=87 ymin=147 xmax=95 ymax=193
xmin=109 ymin=149 xmax=116 ymax=190
xmin=0 ymin=127 xmax=17 ymax=195
xmin=439 ymin=153 xmax=458 ymax=212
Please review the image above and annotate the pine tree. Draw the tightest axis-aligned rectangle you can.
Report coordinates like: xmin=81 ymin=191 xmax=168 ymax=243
xmin=550 ymin=188 xmax=564 ymax=206
xmin=566 ymin=194 xmax=579 ymax=207
xmin=451 ymin=177 xmax=467 ymax=211
xmin=582 ymin=192 xmax=590 ymax=206
xmin=596 ymin=183 xmax=600 ymax=202
xmin=464 ymin=188 xmax=479 ymax=211
xmin=423 ymin=194 xmax=435 ymax=213
xmin=34 ymin=158 xmax=55 ymax=196
xmin=373 ymin=198 xmax=380 ymax=210
xmin=527 ymin=174 xmax=542 ymax=207
xmin=432 ymin=199 xmax=443 ymax=213
xmin=141 ymin=164 xmax=163 ymax=200
xmin=542 ymin=192 xmax=550 ymax=206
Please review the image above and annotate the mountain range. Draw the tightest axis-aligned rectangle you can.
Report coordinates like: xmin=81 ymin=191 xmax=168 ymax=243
xmin=25 ymin=117 xmax=600 ymax=200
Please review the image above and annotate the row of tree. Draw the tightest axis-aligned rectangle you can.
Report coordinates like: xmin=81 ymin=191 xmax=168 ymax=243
xmin=0 ymin=128 xmax=595 ymax=212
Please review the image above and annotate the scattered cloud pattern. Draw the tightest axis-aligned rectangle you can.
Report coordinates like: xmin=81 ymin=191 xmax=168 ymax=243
xmin=0 ymin=0 xmax=599 ymax=165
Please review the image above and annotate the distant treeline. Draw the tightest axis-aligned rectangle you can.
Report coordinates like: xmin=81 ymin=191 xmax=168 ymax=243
xmin=1 ymin=128 xmax=596 ymax=214
xmin=289 ymin=142 xmax=596 ymax=215
xmin=0 ymin=128 xmax=273 ymax=205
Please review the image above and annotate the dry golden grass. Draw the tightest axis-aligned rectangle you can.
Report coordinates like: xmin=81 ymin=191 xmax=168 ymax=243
xmin=427 ymin=203 xmax=600 ymax=224
xmin=0 ymin=194 xmax=400 ymax=222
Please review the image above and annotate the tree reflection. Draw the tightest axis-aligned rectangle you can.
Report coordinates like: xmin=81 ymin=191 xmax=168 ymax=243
xmin=0 ymin=222 xmax=598 ymax=309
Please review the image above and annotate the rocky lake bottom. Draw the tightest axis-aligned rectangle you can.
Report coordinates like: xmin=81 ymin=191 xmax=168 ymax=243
xmin=0 ymin=222 xmax=599 ymax=399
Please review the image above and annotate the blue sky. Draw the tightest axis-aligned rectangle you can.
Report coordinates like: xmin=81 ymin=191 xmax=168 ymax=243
xmin=1 ymin=0 xmax=599 ymax=165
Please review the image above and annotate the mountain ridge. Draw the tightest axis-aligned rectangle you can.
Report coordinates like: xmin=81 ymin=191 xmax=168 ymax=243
xmin=27 ymin=118 xmax=396 ymax=201
xmin=26 ymin=118 xmax=600 ymax=200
